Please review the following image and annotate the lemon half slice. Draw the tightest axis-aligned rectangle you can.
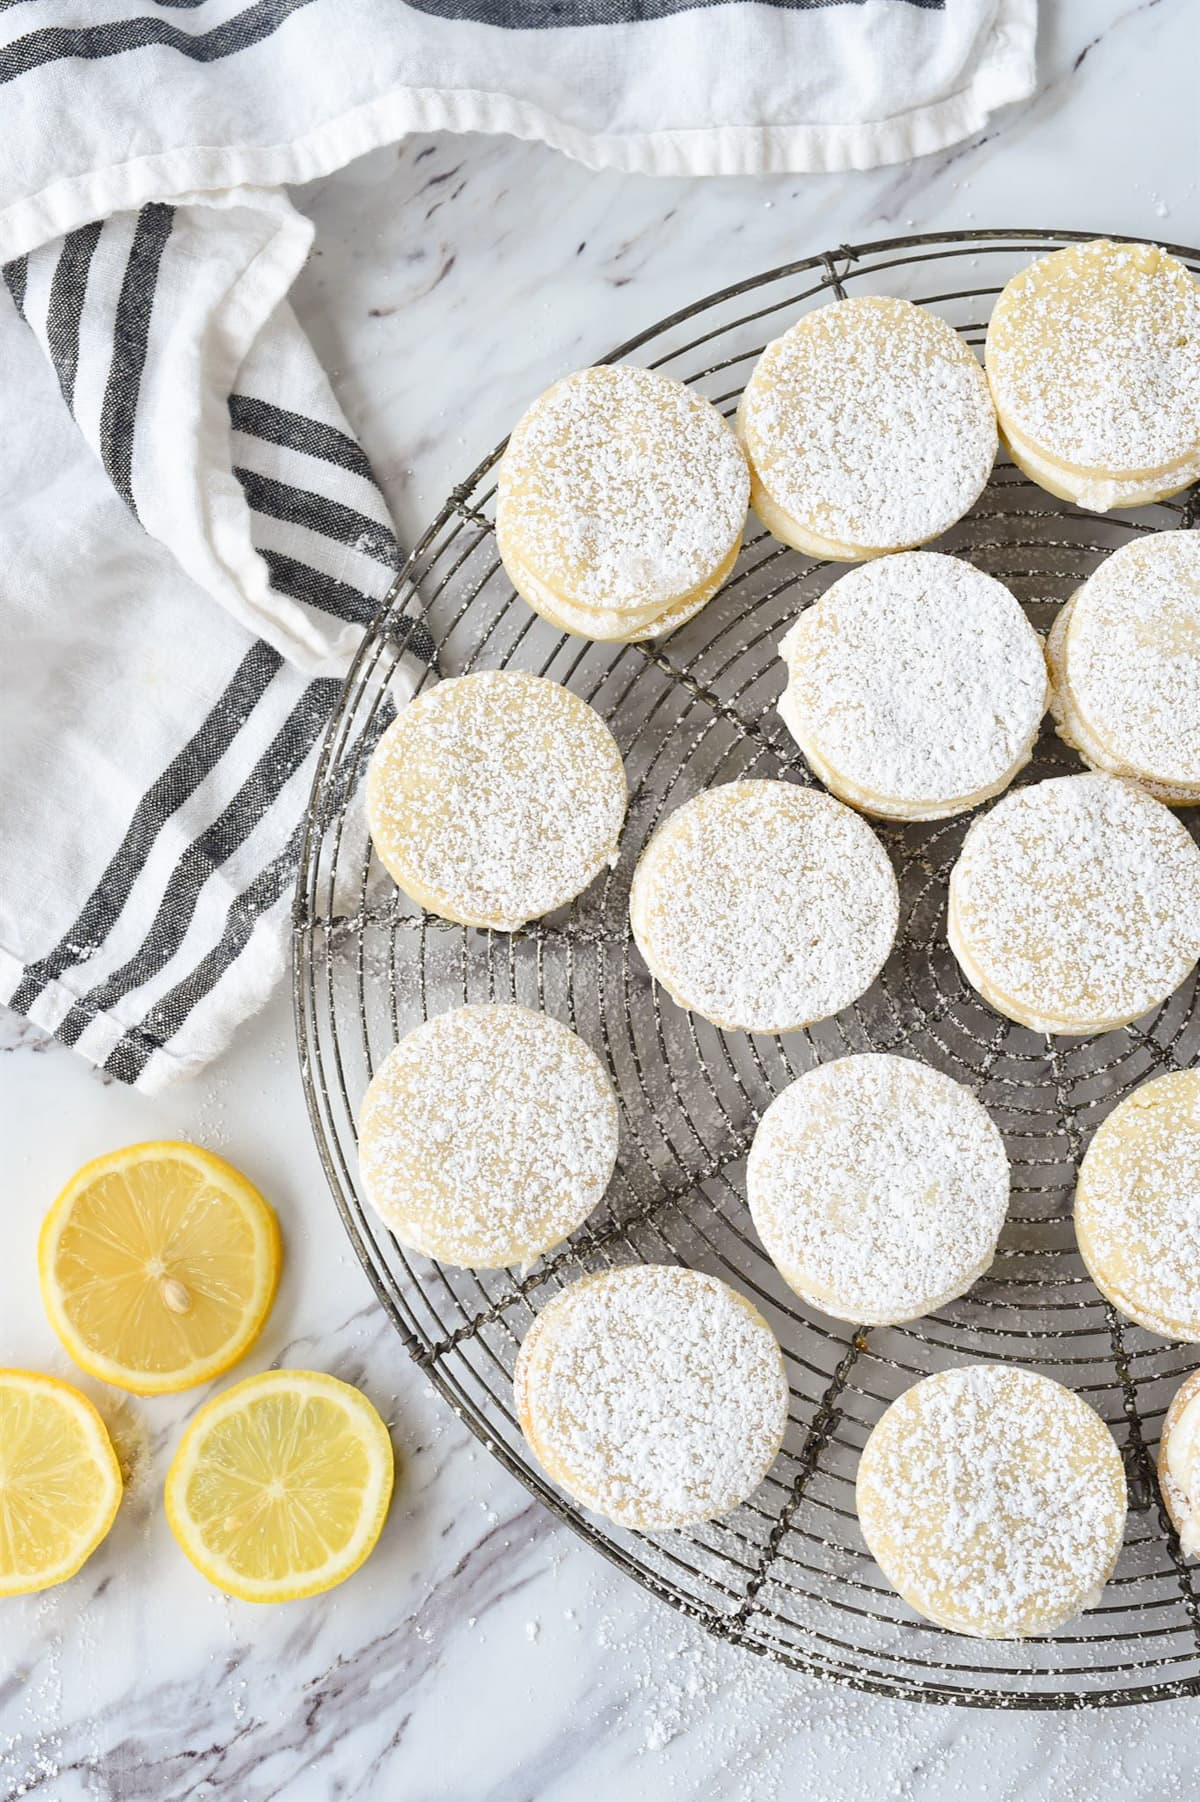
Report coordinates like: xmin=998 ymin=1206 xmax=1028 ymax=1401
xmin=0 ymin=1370 xmax=123 ymax=1595
xmin=39 ymin=1142 xmax=281 ymax=1396
xmin=164 ymin=1370 xmax=394 ymax=1602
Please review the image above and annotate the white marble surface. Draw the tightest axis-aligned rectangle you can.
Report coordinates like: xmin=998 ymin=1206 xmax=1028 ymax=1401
xmin=4 ymin=1 xmax=1200 ymax=1794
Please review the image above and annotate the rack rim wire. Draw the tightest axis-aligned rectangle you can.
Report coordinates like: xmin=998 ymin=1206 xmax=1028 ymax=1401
xmin=294 ymin=228 xmax=1200 ymax=1709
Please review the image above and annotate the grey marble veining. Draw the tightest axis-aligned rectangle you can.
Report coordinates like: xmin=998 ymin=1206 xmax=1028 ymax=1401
xmin=4 ymin=1 xmax=1200 ymax=1793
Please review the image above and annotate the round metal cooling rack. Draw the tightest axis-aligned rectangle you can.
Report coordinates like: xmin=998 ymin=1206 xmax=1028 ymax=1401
xmin=295 ymin=229 xmax=1200 ymax=1709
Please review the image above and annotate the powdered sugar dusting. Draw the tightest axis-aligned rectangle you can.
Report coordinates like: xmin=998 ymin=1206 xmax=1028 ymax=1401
xmin=949 ymin=773 xmax=1200 ymax=1031
xmin=1076 ymin=1070 xmax=1200 ymax=1341
xmin=1160 ymin=1370 xmax=1200 ymax=1558
xmin=748 ymin=1054 xmax=1010 ymax=1325
xmin=1055 ymin=532 xmax=1200 ymax=792
xmin=358 ymin=1003 xmax=619 ymax=1269
xmin=738 ymin=296 xmax=997 ymax=551
xmin=987 ymin=240 xmax=1200 ymax=475
xmin=857 ymin=1366 xmax=1127 ymax=1638
xmin=515 ymin=1265 xmax=788 ymax=1531
xmin=496 ymin=364 xmax=749 ymax=615
xmin=366 ymin=671 xmax=626 ymax=931
xmin=629 ymin=780 xmax=898 ymax=1034
xmin=779 ymin=552 xmax=1047 ymax=814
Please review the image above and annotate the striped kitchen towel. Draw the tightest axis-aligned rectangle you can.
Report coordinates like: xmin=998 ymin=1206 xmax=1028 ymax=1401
xmin=0 ymin=1 xmax=1035 ymax=1091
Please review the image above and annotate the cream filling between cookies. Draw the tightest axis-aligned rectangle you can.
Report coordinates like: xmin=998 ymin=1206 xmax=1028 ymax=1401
xmin=1000 ymin=420 xmax=1200 ymax=514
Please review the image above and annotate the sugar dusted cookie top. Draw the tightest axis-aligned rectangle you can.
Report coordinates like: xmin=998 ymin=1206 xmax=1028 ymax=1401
xmin=366 ymin=670 xmax=626 ymax=931
xmin=515 ymin=1265 xmax=788 ymax=1531
xmin=629 ymin=779 xmax=898 ymax=1034
xmin=1075 ymin=1069 xmax=1200 ymax=1343
xmin=857 ymin=1365 xmax=1127 ymax=1638
xmin=986 ymin=240 xmax=1200 ymax=479
xmin=359 ymin=1004 xmax=619 ymax=1270
xmin=779 ymin=551 xmax=1047 ymax=818
xmin=748 ymin=1053 xmax=1010 ymax=1325
xmin=497 ymin=363 xmax=748 ymax=625
xmin=738 ymin=296 xmax=997 ymax=555
xmin=949 ymin=773 xmax=1200 ymax=1034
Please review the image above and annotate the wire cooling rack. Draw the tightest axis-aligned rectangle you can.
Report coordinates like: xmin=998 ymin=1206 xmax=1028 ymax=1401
xmin=294 ymin=229 xmax=1200 ymax=1708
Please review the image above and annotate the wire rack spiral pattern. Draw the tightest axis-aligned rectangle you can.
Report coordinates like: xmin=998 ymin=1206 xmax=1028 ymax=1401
xmin=294 ymin=231 xmax=1200 ymax=1709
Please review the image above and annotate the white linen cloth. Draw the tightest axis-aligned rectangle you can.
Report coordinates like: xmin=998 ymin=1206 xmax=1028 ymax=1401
xmin=0 ymin=0 xmax=1036 ymax=1090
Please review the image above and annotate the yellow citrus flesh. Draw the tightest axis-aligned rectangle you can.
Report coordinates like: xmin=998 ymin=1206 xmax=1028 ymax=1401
xmin=0 ymin=1370 xmax=123 ymax=1596
xmin=39 ymin=1142 xmax=282 ymax=1396
xmin=164 ymin=1370 xmax=394 ymax=1602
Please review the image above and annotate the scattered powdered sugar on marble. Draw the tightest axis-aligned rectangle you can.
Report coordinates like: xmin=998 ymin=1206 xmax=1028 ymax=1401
xmin=1076 ymin=1070 xmax=1200 ymax=1339
xmin=747 ymin=1054 xmax=1010 ymax=1324
xmin=987 ymin=240 xmax=1200 ymax=473
xmin=630 ymin=780 xmax=898 ymax=1034
xmin=780 ymin=552 xmax=1047 ymax=808
xmin=857 ymin=1366 xmax=1127 ymax=1638
xmin=517 ymin=1265 xmax=788 ymax=1530
xmin=496 ymin=364 xmax=749 ymax=613
xmin=1062 ymin=533 xmax=1200 ymax=789
xmin=358 ymin=1003 xmax=619 ymax=1268
xmin=739 ymin=297 xmax=996 ymax=548
xmin=366 ymin=671 xmax=626 ymax=930
xmin=950 ymin=773 xmax=1200 ymax=1023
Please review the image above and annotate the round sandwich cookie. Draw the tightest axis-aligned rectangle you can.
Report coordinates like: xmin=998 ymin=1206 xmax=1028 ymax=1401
xmin=496 ymin=364 xmax=749 ymax=643
xmin=514 ymin=1265 xmax=789 ymax=1532
xmin=948 ymin=773 xmax=1200 ymax=1035
xmin=856 ymin=1365 xmax=1128 ymax=1638
xmin=358 ymin=1004 xmax=619 ymax=1270
xmin=778 ymin=551 xmax=1048 ymax=820
xmin=986 ymin=240 xmax=1200 ymax=512
xmin=1158 ymin=1369 xmax=1200 ymax=1560
xmin=628 ymin=779 xmax=898 ymax=1035
xmin=365 ymin=670 xmax=626 ymax=931
xmin=736 ymin=296 xmax=997 ymax=562
xmin=747 ymin=1054 xmax=1010 ymax=1326
xmin=1047 ymin=532 xmax=1200 ymax=805
xmin=1074 ymin=1069 xmax=1200 ymax=1344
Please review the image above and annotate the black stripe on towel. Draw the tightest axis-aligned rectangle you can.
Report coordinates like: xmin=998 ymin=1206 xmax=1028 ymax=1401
xmin=229 ymin=394 xmax=377 ymax=482
xmin=2 ymin=254 xmax=27 ymax=314
xmin=8 ymin=640 xmax=283 ymax=1017
xmin=235 ymin=466 xmax=400 ymax=570
xmin=55 ymin=677 xmax=338 ymax=1047
xmin=99 ymin=203 xmax=174 ymax=508
xmin=261 ymin=550 xmax=438 ymax=658
xmin=46 ymin=221 xmax=103 ymax=410
xmin=259 ymin=548 xmax=380 ymax=626
xmin=101 ymin=820 xmax=307 ymax=1085
xmin=103 ymin=692 xmax=401 ymax=1084
xmin=0 ymin=0 xmax=317 ymax=86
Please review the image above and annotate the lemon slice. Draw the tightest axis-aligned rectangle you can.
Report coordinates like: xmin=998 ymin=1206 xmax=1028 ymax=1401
xmin=164 ymin=1370 xmax=394 ymax=1602
xmin=39 ymin=1142 xmax=282 ymax=1396
xmin=0 ymin=1370 xmax=122 ymax=1595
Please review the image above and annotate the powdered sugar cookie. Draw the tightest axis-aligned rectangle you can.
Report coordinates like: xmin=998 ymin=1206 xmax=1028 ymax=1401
xmin=857 ymin=1365 xmax=1127 ymax=1638
xmin=514 ymin=1265 xmax=788 ymax=1531
xmin=629 ymin=780 xmax=898 ymax=1035
xmin=1158 ymin=1370 xmax=1200 ymax=1559
xmin=986 ymin=241 xmax=1200 ymax=512
xmin=358 ymin=1004 xmax=619 ymax=1269
xmin=1074 ymin=1070 xmax=1200 ymax=1343
xmin=366 ymin=671 xmax=626 ymax=931
xmin=1047 ymin=533 xmax=1200 ymax=806
xmin=948 ymin=774 xmax=1200 ymax=1034
xmin=778 ymin=552 xmax=1048 ymax=820
xmin=496 ymin=364 xmax=749 ymax=643
xmin=736 ymin=297 xmax=997 ymax=561
xmin=747 ymin=1055 xmax=1009 ymax=1325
